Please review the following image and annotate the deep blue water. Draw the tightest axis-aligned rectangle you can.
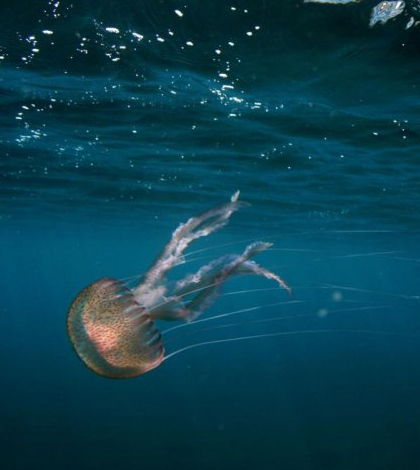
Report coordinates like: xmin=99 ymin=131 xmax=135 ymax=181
xmin=1 ymin=1 xmax=420 ymax=469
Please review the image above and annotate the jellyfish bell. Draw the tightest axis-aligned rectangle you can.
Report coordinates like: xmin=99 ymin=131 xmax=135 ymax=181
xmin=67 ymin=191 xmax=291 ymax=379
xmin=67 ymin=278 xmax=164 ymax=379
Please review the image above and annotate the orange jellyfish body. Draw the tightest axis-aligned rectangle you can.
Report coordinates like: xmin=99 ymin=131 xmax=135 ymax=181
xmin=67 ymin=278 xmax=164 ymax=379
xmin=67 ymin=192 xmax=291 ymax=379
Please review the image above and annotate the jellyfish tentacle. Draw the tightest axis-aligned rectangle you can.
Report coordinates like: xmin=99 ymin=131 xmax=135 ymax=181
xmin=149 ymin=241 xmax=291 ymax=322
xmin=133 ymin=191 xmax=245 ymax=301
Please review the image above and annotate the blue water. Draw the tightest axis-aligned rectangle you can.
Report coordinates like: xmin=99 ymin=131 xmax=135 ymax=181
xmin=1 ymin=1 xmax=420 ymax=469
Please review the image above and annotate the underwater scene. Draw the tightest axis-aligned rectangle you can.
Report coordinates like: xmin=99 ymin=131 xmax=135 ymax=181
xmin=1 ymin=1 xmax=420 ymax=469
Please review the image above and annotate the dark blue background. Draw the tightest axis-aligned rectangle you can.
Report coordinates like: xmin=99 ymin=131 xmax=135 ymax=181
xmin=1 ymin=1 xmax=420 ymax=469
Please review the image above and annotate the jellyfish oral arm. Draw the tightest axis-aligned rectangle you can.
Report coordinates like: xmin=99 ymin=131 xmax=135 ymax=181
xmin=131 ymin=193 xmax=291 ymax=322
xmin=133 ymin=191 xmax=245 ymax=302
xmin=235 ymin=259 xmax=291 ymax=295
xmin=145 ymin=240 xmax=291 ymax=322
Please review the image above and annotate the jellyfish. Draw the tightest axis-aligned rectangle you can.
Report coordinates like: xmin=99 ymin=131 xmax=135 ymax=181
xmin=67 ymin=191 xmax=291 ymax=379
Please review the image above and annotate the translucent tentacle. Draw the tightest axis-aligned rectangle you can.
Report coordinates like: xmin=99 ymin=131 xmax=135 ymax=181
xmin=235 ymin=260 xmax=292 ymax=295
xmin=150 ymin=241 xmax=291 ymax=322
xmin=133 ymin=191 xmax=245 ymax=302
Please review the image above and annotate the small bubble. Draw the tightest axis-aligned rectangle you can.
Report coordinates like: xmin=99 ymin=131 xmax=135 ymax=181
xmin=317 ymin=308 xmax=329 ymax=318
xmin=132 ymin=32 xmax=144 ymax=41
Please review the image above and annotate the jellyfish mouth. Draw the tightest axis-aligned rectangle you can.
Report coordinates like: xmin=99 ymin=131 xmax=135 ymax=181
xmin=67 ymin=278 xmax=164 ymax=379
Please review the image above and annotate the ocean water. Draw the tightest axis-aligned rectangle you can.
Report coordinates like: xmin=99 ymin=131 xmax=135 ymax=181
xmin=1 ymin=1 xmax=420 ymax=469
